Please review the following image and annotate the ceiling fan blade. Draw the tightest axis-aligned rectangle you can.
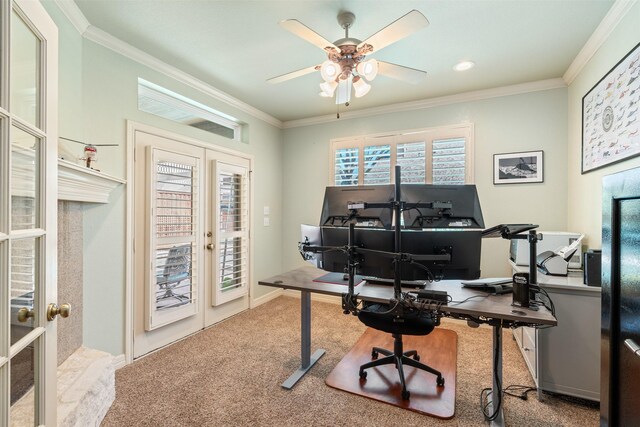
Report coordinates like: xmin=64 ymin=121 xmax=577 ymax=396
xmin=377 ymin=61 xmax=427 ymax=84
xmin=267 ymin=65 xmax=319 ymax=84
xmin=279 ymin=19 xmax=338 ymax=52
xmin=358 ymin=10 xmax=429 ymax=54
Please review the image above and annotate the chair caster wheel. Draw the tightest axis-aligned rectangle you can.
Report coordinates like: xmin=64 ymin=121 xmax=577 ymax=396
xmin=437 ymin=376 xmax=445 ymax=387
xmin=371 ymin=350 xmax=378 ymax=360
xmin=401 ymin=390 xmax=410 ymax=400
xmin=413 ymin=354 xmax=420 ymax=361
xmin=359 ymin=370 xmax=367 ymax=380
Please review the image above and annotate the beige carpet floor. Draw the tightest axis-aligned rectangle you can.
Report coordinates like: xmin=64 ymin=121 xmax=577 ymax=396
xmin=102 ymin=296 xmax=598 ymax=426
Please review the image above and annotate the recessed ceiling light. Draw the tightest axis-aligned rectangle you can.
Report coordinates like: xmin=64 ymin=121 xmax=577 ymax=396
xmin=453 ymin=60 xmax=475 ymax=72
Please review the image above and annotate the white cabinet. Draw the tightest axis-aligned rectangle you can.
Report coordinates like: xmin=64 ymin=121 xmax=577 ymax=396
xmin=511 ymin=262 xmax=601 ymax=401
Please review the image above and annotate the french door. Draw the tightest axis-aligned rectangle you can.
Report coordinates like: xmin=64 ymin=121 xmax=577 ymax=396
xmin=133 ymin=127 xmax=251 ymax=358
xmin=1 ymin=1 xmax=58 ymax=425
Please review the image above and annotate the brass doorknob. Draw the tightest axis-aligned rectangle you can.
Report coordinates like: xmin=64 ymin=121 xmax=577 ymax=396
xmin=206 ymin=243 xmax=214 ymax=250
xmin=47 ymin=303 xmax=71 ymax=321
xmin=17 ymin=307 xmax=35 ymax=323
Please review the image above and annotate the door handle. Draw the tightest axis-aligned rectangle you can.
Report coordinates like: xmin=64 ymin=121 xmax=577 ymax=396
xmin=206 ymin=243 xmax=214 ymax=250
xmin=624 ymin=339 xmax=640 ymax=357
xmin=47 ymin=303 xmax=71 ymax=321
xmin=17 ymin=307 xmax=35 ymax=323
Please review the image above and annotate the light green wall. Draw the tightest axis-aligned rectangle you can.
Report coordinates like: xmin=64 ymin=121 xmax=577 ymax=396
xmin=282 ymin=88 xmax=569 ymax=278
xmin=44 ymin=2 xmax=284 ymax=356
xmin=567 ymin=2 xmax=640 ymax=249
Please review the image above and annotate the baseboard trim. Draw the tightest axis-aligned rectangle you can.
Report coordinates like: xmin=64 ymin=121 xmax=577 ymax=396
xmin=112 ymin=354 xmax=127 ymax=370
xmin=250 ymin=288 xmax=283 ymax=308
xmin=283 ymin=289 xmax=342 ymax=305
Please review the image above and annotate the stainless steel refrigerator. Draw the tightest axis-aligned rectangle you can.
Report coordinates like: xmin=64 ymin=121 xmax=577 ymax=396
xmin=601 ymin=166 xmax=640 ymax=426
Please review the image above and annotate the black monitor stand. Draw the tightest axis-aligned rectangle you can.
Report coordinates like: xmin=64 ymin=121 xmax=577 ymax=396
xmin=482 ymin=224 xmax=541 ymax=285
xmin=301 ymin=165 xmax=451 ymax=315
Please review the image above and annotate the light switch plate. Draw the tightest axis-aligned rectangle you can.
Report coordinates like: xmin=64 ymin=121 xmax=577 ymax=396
xmin=263 ymin=217 xmax=270 ymax=226
xmin=263 ymin=206 xmax=270 ymax=215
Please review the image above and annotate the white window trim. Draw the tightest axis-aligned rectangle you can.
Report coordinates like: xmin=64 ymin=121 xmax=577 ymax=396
xmin=329 ymin=123 xmax=474 ymax=185
xmin=138 ymin=78 xmax=243 ymax=142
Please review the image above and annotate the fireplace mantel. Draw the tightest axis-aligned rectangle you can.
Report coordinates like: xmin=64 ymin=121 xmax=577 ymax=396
xmin=58 ymin=159 xmax=125 ymax=203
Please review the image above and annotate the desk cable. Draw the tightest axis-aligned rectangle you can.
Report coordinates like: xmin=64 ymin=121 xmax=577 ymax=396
xmin=480 ymin=319 xmax=503 ymax=421
xmin=449 ymin=294 xmax=491 ymax=306
xmin=528 ymin=285 xmax=556 ymax=329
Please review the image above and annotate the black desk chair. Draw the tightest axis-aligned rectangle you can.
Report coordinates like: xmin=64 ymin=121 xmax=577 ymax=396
xmin=358 ymin=303 xmax=445 ymax=400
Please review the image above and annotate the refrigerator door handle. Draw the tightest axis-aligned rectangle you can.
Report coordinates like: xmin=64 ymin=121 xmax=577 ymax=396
xmin=624 ymin=339 xmax=640 ymax=357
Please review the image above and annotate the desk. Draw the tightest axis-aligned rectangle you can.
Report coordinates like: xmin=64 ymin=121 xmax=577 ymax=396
xmin=510 ymin=261 xmax=601 ymax=401
xmin=259 ymin=266 xmax=557 ymax=426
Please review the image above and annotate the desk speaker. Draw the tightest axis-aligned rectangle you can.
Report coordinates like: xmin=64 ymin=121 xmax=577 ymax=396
xmin=584 ymin=250 xmax=602 ymax=287
xmin=512 ymin=273 xmax=530 ymax=308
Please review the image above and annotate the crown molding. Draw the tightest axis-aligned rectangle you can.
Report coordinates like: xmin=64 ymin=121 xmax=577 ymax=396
xmin=52 ymin=0 xmax=90 ymax=34
xmin=563 ymin=0 xmax=638 ymax=85
xmin=52 ymin=1 xmax=283 ymax=128
xmin=282 ymin=78 xmax=567 ymax=129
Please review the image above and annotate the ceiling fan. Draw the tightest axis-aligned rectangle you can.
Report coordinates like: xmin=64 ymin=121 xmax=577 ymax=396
xmin=267 ymin=10 xmax=429 ymax=105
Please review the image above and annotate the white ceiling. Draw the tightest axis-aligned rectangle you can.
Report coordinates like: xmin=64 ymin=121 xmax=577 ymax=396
xmin=73 ymin=0 xmax=615 ymax=122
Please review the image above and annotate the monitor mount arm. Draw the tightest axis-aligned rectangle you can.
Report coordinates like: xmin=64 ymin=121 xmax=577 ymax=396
xmin=301 ymin=166 xmax=454 ymax=315
xmin=485 ymin=226 xmax=542 ymax=285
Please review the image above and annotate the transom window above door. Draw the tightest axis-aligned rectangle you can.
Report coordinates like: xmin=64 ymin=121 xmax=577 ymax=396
xmin=331 ymin=124 xmax=474 ymax=186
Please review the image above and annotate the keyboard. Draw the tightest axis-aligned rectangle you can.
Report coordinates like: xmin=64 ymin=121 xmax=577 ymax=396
xmin=364 ymin=277 xmax=426 ymax=289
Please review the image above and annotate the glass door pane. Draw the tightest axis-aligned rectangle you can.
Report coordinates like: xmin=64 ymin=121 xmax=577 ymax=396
xmin=9 ymin=345 xmax=37 ymax=426
xmin=11 ymin=238 xmax=38 ymax=345
xmin=10 ymin=9 xmax=40 ymax=128
xmin=11 ymin=126 xmax=39 ymax=230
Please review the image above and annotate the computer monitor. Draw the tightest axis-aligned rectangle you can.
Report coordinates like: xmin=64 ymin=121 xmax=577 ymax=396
xmin=401 ymin=184 xmax=485 ymax=229
xmin=319 ymin=185 xmax=395 ymax=229
xmin=400 ymin=229 xmax=482 ymax=280
xmin=320 ymin=227 xmax=482 ymax=280
xmin=300 ymin=224 xmax=322 ymax=268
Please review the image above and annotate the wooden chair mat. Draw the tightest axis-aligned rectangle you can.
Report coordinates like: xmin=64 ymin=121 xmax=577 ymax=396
xmin=326 ymin=327 xmax=457 ymax=419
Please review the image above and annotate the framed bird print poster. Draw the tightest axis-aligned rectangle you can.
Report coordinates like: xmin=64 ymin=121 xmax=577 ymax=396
xmin=582 ymin=43 xmax=640 ymax=174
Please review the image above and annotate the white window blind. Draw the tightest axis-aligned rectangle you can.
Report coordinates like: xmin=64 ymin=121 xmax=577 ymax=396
xmin=213 ymin=162 xmax=249 ymax=306
xmin=331 ymin=125 xmax=473 ymax=186
xmin=397 ymin=141 xmax=426 ymax=183
xmin=146 ymin=148 xmax=200 ymax=331
xmin=335 ymin=147 xmax=359 ymax=186
xmin=364 ymin=145 xmax=391 ymax=185
xmin=432 ymin=138 xmax=466 ymax=184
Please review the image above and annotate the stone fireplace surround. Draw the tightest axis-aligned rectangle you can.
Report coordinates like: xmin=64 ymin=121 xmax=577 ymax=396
xmin=12 ymin=159 xmax=125 ymax=426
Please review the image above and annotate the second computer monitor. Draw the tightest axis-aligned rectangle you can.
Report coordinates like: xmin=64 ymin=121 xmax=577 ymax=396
xmin=401 ymin=184 xmax=485 ymax=229
xmin=321 ymin=227 xmax=482 ymax=280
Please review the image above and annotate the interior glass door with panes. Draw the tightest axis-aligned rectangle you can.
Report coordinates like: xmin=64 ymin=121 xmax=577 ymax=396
xmin=1 ymin=1 xmax=59 ymax=425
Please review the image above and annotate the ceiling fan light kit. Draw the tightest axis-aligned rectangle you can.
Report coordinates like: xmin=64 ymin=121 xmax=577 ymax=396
xmin=357 ymin=59 xmax=379 ymax=81
xmin=353 ymin=76 xmax=371 ymax=98
xmin=268 ymin=9 xmax=429 ymax=110
xmin=320 ymin=60 xmax=339 ymax=82
xmin=319 ymin=80 xmax=338 ymax=97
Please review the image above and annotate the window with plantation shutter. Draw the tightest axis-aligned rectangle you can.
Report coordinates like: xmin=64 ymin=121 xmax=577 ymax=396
xmin=397 ymin=141 xmax=426 ymax=183
xmin=213 ymin=161 xmax=249 ymax=306
xmin=331 ymin=125 xmax=473 ymax=186
xmin=334 ymin=147 xmax=359 ymax=186
xmin=364 ymin=145 xmax=391 ymax=184
xmin=146 ymin=148 xmax=200 ymax=330
xmin=432 ymin=137 xmax=466 ymax=184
